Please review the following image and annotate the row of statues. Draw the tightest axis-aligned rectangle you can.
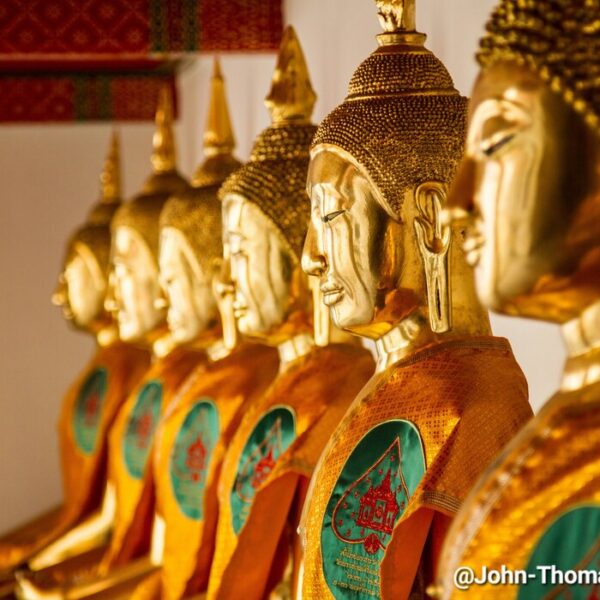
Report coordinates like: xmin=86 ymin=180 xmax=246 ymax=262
xmin=0 ymin=0 xmax=598 ymax=598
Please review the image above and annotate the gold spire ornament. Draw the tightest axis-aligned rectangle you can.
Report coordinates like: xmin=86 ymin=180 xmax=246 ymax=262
xmin=203 ymin=58 xmax=235 ymax=157
xmin=375 ymin=0 xmax=416 ymax=33
xmin=100 ymin=130 xmax=121 ymax=203
xmin=298 ymin=1 xmax=532 ymax=597
xmin=432 ymin=1 xmax=600 ymax=598
xmin=192 ymin=58 xmax=241 ymax=188
xmin=265 ymin=25 xmax=317 ymax=124
xmin=151 ymin=85 xmax=177 ymax=174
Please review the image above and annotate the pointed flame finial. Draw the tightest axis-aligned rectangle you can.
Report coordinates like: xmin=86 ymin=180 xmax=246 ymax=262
xmin=100 ymin=130 xmax=121 ymax=203
xmin=204 ymin=57 xmax=236 ymax=158
xmin=151 ymin=85 xmax=177 ymax=174
xmin=265 ymin=25 xmax=316 ymax=125
xmin=375 ymin=0 xmax=416 ymax=32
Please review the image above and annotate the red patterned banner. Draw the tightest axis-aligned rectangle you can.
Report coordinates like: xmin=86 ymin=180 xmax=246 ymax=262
xmin=0 ymin=72 xmax=177 ymax=122
xmin=0 ymin=0 xmax=282 ymax=56
xmin=0 ymin=0 xmax=282 ymax=122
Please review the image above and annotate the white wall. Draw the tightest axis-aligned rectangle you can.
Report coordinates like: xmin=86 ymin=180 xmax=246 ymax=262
xmin=0 ymin=0 xmax=565 ymax=534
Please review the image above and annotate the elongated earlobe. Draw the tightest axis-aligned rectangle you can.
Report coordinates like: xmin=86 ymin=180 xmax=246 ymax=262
xmin=414 ymin=182 xmax=452 ymax=333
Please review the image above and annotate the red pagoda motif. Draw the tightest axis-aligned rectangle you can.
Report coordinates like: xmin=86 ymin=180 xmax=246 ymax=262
xmin=355 ymin=469 xmax=400 ymax=536
xmin=331 ymin=437 xmax=411 ymax=555
xmin=186 ymin=435 xmax=207 ymax=483
xmin=251 ymin=448 xmax=276 ymax=490
xmin=136 ymin=411 xmax=153 ymax=449
xmin=84 ymin=391 xmax=99 ymax=425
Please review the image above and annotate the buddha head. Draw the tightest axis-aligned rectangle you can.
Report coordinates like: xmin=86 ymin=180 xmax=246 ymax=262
xmin=220 ymin=26 xmax=317 ymax=345
xmin=106 ymin=87 xmax=189 ymax=344
xmin=159 ymin=59 xmax=241 ymax=347
xmin=448 ymin=0 xmax=600 ymax=323
xmin=53 ymin=132 xmax=122 ymax=338
xmin=302 ymin=0 xmax=488 ymax=340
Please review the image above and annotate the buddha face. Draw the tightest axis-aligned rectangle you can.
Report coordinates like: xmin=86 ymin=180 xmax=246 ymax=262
xmin=222 ymin=195 xmax=297 ymax=338
xmin=449 ymin=61 xmax=596 ymax=318
xmin=159 ymin=228 xmax=217 ymax=345
xmin=107 ymin=227 xmax=164 ymax=342
xmin=53 ymin=245 xmax=106 ymax=329
xmin=302 ymin=147 xmax=397 ymax=334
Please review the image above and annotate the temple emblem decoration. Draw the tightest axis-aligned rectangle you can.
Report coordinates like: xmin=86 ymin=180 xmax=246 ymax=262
xmin=122 ymin=380 xmax=163 ymax=479
xmin=230 ymin=406 xmax=296 ymax=534
xmin=72 ymin=367 xmax=108 ymax=455
xmin=169 ymin=399 xmax=220 ymax=521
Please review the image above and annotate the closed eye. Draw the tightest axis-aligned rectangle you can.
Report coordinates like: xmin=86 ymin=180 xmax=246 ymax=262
xmin=481 ymin=133 xmax=515 ymax=157
xmin=322 ymin=210 xmax=345 ymax=223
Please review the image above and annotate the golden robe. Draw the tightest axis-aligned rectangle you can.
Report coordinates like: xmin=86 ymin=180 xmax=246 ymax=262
xmin=23 ymin=347 xmax=202 ymax=591
xmin=131 ymin=343 xmax=279 ymax=600
xmin=436 ymin=379 xmax=600 ymax=600
xmin=207 ymin=343 xmax=375 ymax=600
xmin=301 ymin=337 xmax=531 ymax=600
xmin=0 ymin=342 xmax=149 ymax=573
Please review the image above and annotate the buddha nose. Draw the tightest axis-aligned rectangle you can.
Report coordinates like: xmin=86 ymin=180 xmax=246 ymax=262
xmin=301 ymin=224 xmax=327 ymax=277
xmin=212 ymin=256 xmax=235 ymax=299
xmin=155 ymin=288 xmax=168 ymax=311
xmin=51 ymin=275 xmax=67 ymax=307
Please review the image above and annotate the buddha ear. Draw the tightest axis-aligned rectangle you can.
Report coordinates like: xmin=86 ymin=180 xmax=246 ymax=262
xmin=413 ymin=182 xmax=452 ymax=333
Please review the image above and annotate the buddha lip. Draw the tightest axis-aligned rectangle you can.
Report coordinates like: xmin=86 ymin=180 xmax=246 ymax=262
xmin=233 ymin=304 xmax=247 ymax=317
xmin=321 ymin=287 xmax=344 ymax=307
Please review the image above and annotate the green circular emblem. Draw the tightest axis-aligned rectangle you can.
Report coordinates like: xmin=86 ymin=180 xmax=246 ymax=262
xmin=230 ymin=406 xmax=296 ymax=535
xmin=122 ymin=380 xmax=163 ymax=480
xmin=321 ymin=420 xmax=426 ymax=599
xmin=169 ymin=399 xmax=220 ymax=521
xmin=518 ymin=504 xmax=600 ymax=600
xmin=73 ymin=367 xmax=108 ymax=455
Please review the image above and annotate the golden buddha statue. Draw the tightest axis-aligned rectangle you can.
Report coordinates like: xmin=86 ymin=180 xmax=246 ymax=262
xmin=298 ymin=1 xmax=533 ymax=598
xmin=121 ymin=58 xmax=280 ymax=600
xmin=0 ymin=133 xmax=149 ymax=587
xmin=206 ymin=26 xmax=375 ymax=600
xmin=16 ymin=88 xmax=202 ymax=599
xmin=432 ymin=2 xmax=600 ymax=598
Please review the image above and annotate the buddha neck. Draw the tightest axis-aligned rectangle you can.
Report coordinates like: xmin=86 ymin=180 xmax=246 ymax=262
xmin=277 ymin=333 xmax=315 ymax=372
xmin=561 ymin=300 xmax=600 ymax=391
xmin=374 ymin=310 xmax=434 ymax=373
